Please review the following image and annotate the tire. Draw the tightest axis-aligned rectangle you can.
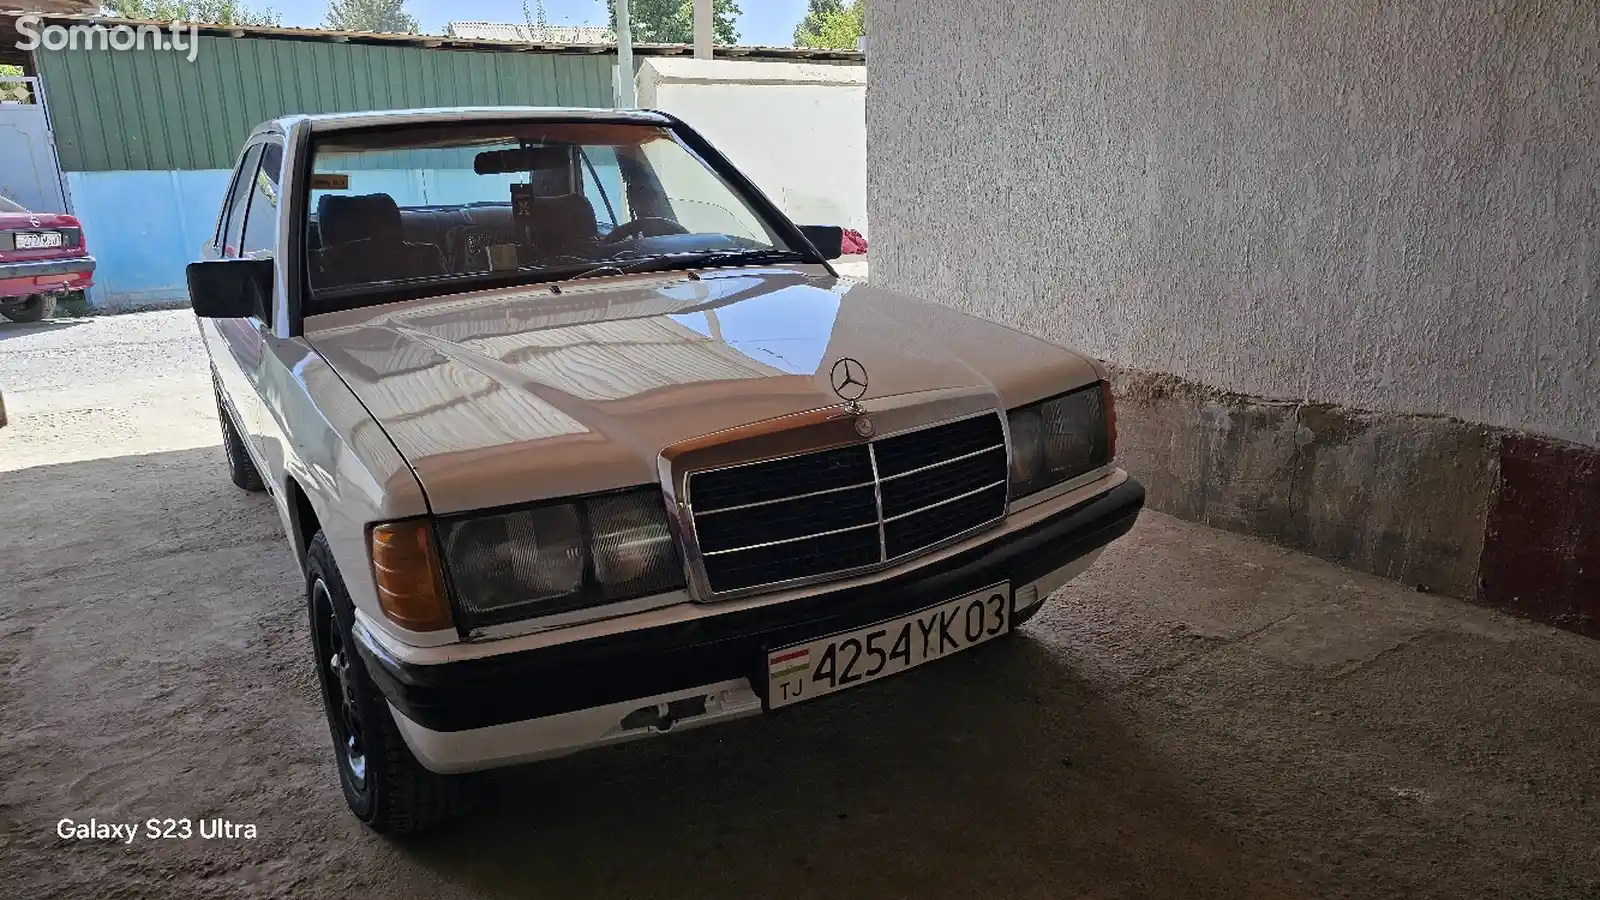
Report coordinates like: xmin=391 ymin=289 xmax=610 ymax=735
xmin=307 ymin=533 xmax=461 ymax=835
xmin=214 ymin=379 xmax=265 ymax=492
xmin=2 ymin=294 xmax=56 ymax=323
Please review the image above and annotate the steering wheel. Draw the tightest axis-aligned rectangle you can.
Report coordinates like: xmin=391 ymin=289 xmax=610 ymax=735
xmin=602 ymin=217 xmax=689 ymax=243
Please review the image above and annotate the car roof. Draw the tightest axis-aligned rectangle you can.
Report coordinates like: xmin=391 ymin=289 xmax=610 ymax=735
xmin=252 ymin=106 xmax=673 ymax=138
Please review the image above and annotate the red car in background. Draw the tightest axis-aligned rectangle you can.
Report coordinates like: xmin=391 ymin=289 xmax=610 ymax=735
xmin=0 ymin=195 xmax=95 ymax=322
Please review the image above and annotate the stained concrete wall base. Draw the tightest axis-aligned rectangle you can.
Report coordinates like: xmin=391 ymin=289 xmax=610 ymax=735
xmin=1110 ymin=367 xmax=1598 ymax=638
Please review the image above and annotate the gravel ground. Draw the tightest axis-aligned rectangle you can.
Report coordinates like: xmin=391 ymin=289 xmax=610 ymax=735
xmin=2 ymin=311 xmax=1597 ymax=899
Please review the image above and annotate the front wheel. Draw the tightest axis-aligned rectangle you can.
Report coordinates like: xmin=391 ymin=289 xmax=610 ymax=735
xmin=307 ymin=533 xmax=461 ymax=834
xmin=214 ymin=380 xmax=264 ymax=492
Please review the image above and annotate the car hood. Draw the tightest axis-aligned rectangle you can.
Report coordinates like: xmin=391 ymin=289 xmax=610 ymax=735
xmin=304 ymin=265 xmax=1099 ymax=515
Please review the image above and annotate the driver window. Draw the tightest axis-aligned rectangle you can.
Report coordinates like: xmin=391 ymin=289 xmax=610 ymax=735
xmin=579 ymin=146 xmax=629 ymax=232
xmin=638 ymin=138 xmax=774 ymax=244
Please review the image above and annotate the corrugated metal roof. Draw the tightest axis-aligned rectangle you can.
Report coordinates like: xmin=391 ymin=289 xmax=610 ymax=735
xmin=446 ymin=21 xmax=614 ymax=44
xmin=11 ymin=0 xmax=95 ymax=12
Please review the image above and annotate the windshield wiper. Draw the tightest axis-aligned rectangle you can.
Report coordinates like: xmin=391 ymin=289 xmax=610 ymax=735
xmin=557 ymin=249 xmax=808 ymax=287
xmin=673 ymin=249 xmax=811 ymax=269
xmin=562 ymin=256 xmax=683 ymax=282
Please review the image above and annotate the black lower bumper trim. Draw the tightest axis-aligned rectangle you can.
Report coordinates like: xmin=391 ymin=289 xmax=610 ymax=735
xmin=357 ymin=478 xmax=1145 ymax=733
xmin=0 ymin=255 xmax=96 ymax=281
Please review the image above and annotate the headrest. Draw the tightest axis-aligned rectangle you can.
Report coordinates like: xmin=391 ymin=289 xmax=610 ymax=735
xmin=317 ymin=193 xmax=402 ymax=247
xmin=518 ymin=192 xmax=598 ymax=242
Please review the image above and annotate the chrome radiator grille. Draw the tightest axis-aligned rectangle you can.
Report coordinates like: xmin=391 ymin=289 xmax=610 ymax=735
xmin=688 ymin=412 xmax=1008 ymax=595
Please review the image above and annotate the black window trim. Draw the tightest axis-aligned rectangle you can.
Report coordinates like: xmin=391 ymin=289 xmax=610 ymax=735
xmin=211 ymin=146 xmax=250 ymax=250
xmin=233 ymin=135 xmax=286 ymax=324
xmin=216 ymin=143 xmax=264 ymax=257
xmin=239 ymin=139 xmax=285 ymax=261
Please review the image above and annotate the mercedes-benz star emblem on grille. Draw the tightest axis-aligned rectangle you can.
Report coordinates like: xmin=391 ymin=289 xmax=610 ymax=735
xmin=830 ymin=357 xmax=869 ymax=415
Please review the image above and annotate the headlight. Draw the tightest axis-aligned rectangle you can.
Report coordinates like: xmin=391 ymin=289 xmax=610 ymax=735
xmin=1007 ymin=382 xmax=1113 ymax=497
xmin=438 ymin=488 xmax=685 ymax=628
xmin=586 ymin=491 xmax=683 ymax=601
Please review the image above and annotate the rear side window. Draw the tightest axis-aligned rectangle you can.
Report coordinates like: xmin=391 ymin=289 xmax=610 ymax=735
xmin=219 ymin=144 xmax=263 ymax=258
xmin=240 ymin=143 xmax=284 ymax=258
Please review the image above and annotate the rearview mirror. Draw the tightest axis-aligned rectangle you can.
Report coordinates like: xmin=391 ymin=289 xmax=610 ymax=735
xmin=799 ymin=225 xmax=844 ymax=261
xmin=187 ymin=258 xmax=272 ymax=320
xmin=474 ymin=145 xmax=571 ymax=176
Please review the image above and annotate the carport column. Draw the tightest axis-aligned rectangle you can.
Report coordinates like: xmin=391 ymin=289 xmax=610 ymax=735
xmin=694 ymin=0 xmax=713 ymax=58
xmin=616 ymin=0 xmax=637 ymax=107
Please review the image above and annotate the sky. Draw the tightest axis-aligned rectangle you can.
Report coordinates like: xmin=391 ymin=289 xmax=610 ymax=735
xmin=265 ymin=0 xmax=812 ymax=47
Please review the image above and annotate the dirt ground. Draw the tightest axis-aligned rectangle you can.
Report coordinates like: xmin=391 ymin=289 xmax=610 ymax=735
xmin=1 ymin=311 xmax=1597 ymax=899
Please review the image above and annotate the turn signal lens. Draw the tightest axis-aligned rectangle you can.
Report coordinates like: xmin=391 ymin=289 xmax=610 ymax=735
xmin=369 ymin=520 xmax=454 ymax=632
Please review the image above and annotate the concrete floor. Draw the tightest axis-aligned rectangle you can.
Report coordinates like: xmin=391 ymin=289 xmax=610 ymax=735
xmin=1 ymin=311 xmax=1597 ymax=900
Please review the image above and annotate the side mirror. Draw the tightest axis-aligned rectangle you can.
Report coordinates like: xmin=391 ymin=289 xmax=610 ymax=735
xmin=187 ymin=258 xmax=272 ymax=319
xmin=799 ymin=225 xmax=845 ymax=261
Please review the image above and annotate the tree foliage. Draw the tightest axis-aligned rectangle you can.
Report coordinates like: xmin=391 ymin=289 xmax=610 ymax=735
xmin=103 ymin=0 xmax=281 ymax=26
xmin=0 ymin=64 xmax=23 ymax=76
xmin=605 ymin=0 xmax=741 ymax=46
xmin=522 ymin=0 xmax=547 ymax=29
xmin=324 ymin=0 xmax=419 ymax=34
xmin=794 ymin=0 xmax=865 ymax=49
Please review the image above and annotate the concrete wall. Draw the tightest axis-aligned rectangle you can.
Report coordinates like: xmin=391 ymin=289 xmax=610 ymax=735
xmin=867 ymin=0 xmax=1600 ymax=635
xmin=639 ymin=57 xmax=869 ymax=237
xmin=867 ymin=0 xmax=1598 ymax=446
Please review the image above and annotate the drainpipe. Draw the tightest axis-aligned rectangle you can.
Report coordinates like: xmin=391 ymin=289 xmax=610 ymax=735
xmin=616 ymin=0 xmax=637 ymax=108
xmin=694 ymin=0 xmax=712 ymax=59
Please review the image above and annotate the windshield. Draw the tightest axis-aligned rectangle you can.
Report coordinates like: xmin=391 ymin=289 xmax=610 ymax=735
xmin=304 ymin=121 xmax=803 ymax=309
xmin=0 ymin=196 xmax=28 ymax=214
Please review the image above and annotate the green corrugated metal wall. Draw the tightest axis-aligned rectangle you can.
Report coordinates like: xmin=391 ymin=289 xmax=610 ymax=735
xmin=34 ymin=36 xmax=617 ymax=172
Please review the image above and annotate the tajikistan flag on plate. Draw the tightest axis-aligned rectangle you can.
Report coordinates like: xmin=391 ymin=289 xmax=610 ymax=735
xmin=769 ymin=647 xmax=810 ymax=681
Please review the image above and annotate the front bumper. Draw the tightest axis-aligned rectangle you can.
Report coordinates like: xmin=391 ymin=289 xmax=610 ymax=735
xmin=355 ymin=477 xmax=1145 ymax=772
xmin=0 ymin=255 xmax=96 ymax=297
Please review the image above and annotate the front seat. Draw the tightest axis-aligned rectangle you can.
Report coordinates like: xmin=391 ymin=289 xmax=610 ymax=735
xmin=314 ymin=194 xmax=448 ymax=288
xmin=511 ymin=145 xmax=602 ymax=262
xmin=519 ymin=191 xmax=601 ymax=261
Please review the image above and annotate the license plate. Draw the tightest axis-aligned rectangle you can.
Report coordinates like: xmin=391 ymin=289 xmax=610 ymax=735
xmin=15 ymin=231 xmax=63 ymax=249
xmin=766 ymin=584 xmax=1010 ymax=709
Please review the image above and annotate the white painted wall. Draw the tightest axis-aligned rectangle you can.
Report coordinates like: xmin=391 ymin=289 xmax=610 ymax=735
xmin=637 ymin=58 xmax=869 ymax=238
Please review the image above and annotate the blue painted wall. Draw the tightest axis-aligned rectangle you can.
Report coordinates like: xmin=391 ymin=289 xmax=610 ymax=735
xmin=66 ymin=170 xmax=231 ymax=309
